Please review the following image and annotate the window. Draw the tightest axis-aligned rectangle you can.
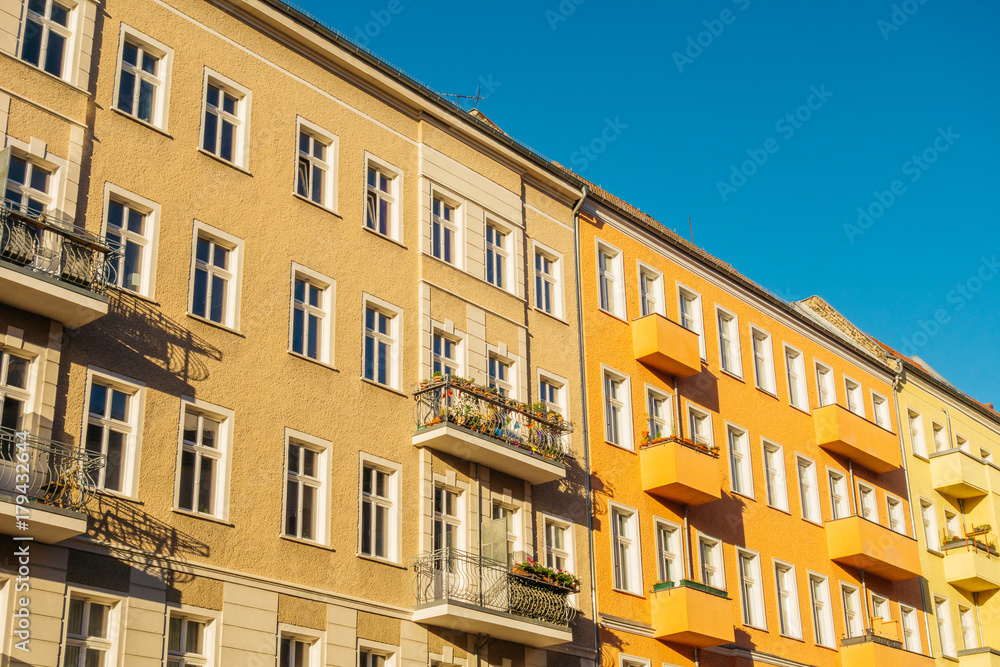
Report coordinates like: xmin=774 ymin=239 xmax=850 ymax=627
xmin=190 ymin=223 xmax=242 ymax=328
xmin=921 ymin=499 xmax=940 ymax=551
xmin=431 ymin=195 xmax=458 ymax=265
xmin=115 ymin=30 xmax=170 ymax=127
xmin=5 ymin=153 xmax=52 ymax=216
xmin=20 ymin=0 xmax=71 ymax=78
xmin=845 ymin=378 xmax=864 ymax=417
xmin=201 ymin=73 xmax=249 ymax=166
xmin=932 ymin=422 xmax=945 ymax=452
xmin=646 ymin=387 xmax=672 ymax=440
xmin=543 ymin=516 xmax=572 ymax=572
xmin=716 ymin=308 xmax=742 ymax=376
xmin=959 ymin=605 xmax=977 ymax=650
xmin=901 ymin=605 xmax=920 ymax=652
xmin=815 ymin=362 xmax=835 ymax=407
xmin=533 ymin=243 xmax=563 ymax=317
xmin=284 ymin=439 xmax=323 ymax=542
xmin=655 ymin=519 xmax=679 ymax=584
xmin=944 ymin=510 xmax=959 ymax=541
xmin=620 ymin=656 xmax=650 ymax=667
xmin=784 ymin=346 xmax=808 ymax=410
xmin=774 ymin=561 xmax=801 ymax=638
xmin=956 ymin=434 xmax=970 ymax=453
xmin=84 ymin=374 xmax=143 ymax=496
xmin=359 ymin=649 xmax=389 ymax=667
xmin=363 ymin=297 xmax=399 ymax=389
xmin=432 ymin=332 xmax=459 ymax=378
xmin=841 ymin=584 xmax=862 ymax=638
xmin=738 ymin=550 xmax=765 ymax=629
xmin=359 ymin=454 xmax=399 ymax=562
xmin=763 ymin=440 xmax=788 ymax=512
xmin=751 ymin=327 xmax=776 ymax=394
xmin=64 ymin=595 xmax=114 ymax=667
xmin=365 ymin=157 xmax=399 ymax=239
xmin=279 ymin=633 xmax=318 ymax=667
xmin=611 ymin=504 xmax=641 ymax=593
xmin=871 ymin=594 xmax=890 ymax=622
xmin=596 ymin=241 xmax=624 ymax=318
xmin=909 ymin=410 xmax=927 ymax=457
xmin=167 ymin=613 xmax=209 ymax=667
xmin=858 ymin=482 xmax=878 ymax=522
xmin=638 ymin=263 xmax=664 ymax=317
xmin=603 ymin=369 xmax=631 ymax=449
xmin=828 ymin=469 xmax=848 ymax=520
xmin=935 ymin=596 xmax=956 ymax=657
xmin=887 ymin=496 xmax=905 ymax=534
xmin=539 ymin=374 xmax=565 ymax=418
xmin=0 ymin=351 xmax=30 ymax=432
xmin=872 ymin=392 xmax=890 ymax=428
xmin=290 ymin=267 xmax=334 ymax=364
xmin=982 ymin=448 xmax=994 ymax=464
xmin=491 ymin=502 xmax=519 ymax=564
xmin=488 ymin=353 xmax=511 ymax=397
xmin=678 ymin=286 xmax=705 ymax=358
xmin=809 ymin=574 xmax=835 ymax=647
xmin=698 ymin=535 xmax=724 ymax=589
xmin=433 ymin=484 xmax=462 ymax=553
xmin=485 ymin=222 xmax=509 ymax=289
xmin=295 ymin=120 xmax=336 ymax=210
xmin=104 ymin=192 xmax=156 ymax=296
xmin=728 ymin=425 xmax=753 ymax=498
xmin=797 ymin=456 xmax=821 ymax=524
xmin=175 ymin=399 xmax=231 ymax=519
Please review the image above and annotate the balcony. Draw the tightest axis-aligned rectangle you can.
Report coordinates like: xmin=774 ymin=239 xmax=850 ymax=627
xmin=631 ymin=314 xmax=702 ymax=378
xmin=410 ymin=549 xmax=574 ymax=648
xmin=930 ymin=449 xmax=989 ymax=498
xmin=412 ymin=377 xmax=572 ymax=485
xmin=826 ymin=515 xmax=921 ymax=580
xmin=943 ymin=539 xmax=1000 ymax=592
xmin=650 ymin=580 xmax=734 ymax=648
xmin=640 ymin=436 xmax=721 ymax=505
xmin=958 ymin=648 xmax=1000 ymax=667
xmin=840 ymin=632 xmax=934 ymax=667
xmin=0 ymin=427 xmax=105 ymax=544
xmin=0 ymin=200 xmax=112 ymax=328
xmin=813 ymin=403 xmax=901 ymax=473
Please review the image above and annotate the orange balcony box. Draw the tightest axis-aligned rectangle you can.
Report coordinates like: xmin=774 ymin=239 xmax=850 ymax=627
xmin=840 ymin=634 xmax=934 ymax=667
xmin=813 ymin=404 xmax=901 ymax=473
xmin=632 ymin=314 xmax=701 ymax=378
xmin=640 ymin=437 xmax=721 ymax=505
xmin=826 ymin=515 xmax=921 ymax=581
xmin=651 ymin=580 xmax=734 ymax=648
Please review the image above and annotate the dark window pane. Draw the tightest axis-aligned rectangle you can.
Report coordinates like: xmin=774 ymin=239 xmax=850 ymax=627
xmin=8 ymin=157 xmax=26 ymax=185
xmin=126 ymin=209 xmax=144 ymax=233
xmin=50 ymin=2 xmax=69 ymax=27
xmin=141 ymin=52 xmax=157 ymax=75
xmin=0 ymin=397 xmax=21 ymax=433
xmin=285 ymin=479 xmax=298 ymax=535
xmin=88 ymin=383 xmax=107 ymax=417
xmin=206 ymin=85 xmax=219 ymax=108
xmin=202 ymin=111 xmax=217 ymax=154
xmin=303 ymin=449 xmax=315 ymax=477
xmin=122 ymin=42 xmax=138 ymax=66
xmin=192 ymin=269 xmax=207 ymax=317
xmin=137 ymin=79 xmax=154 ymax=122
xmin=301 ymin=485 xmax=314 ymax=540
xmin=44 ymin=32 xmax=65 ymax=77
xmin=360 ymin=501 xmax=371 ymax=554
xmin=110 ymin=389 xmax=127 ymax=421
xmin=210 ymin=275 xmax=226 ymax=322
xmin=296 ymin=159 xmax=308 ymax=197
xmin=117 ymin=70 xmax=135 ymax=113
xmin=220 ymin=121 xmax=234 ymax=161
xmin=195 ymin=237 xmax=210 ymax=263
xmin=84 ymin=424 xmax=103 ymax=454
xmin=20 ymin=20 xmax=42 ymax=67
xmin=198 ymin=457 xmax=214 ymax=513
xmin=291 ymin=308 xmax=303 ymax=354
xmin=178 ymin=450 xmax=195 ymax=510
xmin=105 ymin=431 xmax=124 ymax=491
xmin=123 ymin=241 xmax=141 ymax=291
xmin=212 ymin=245 xmax=228 ymax=269
xmin=222 ymin=93 xmax=237 ymax=115
xmin=5 ymin=356 xmax=28 ymax=389
xmin=307 ymin=314 xmax=318 ymax=359
xmin=29 ymin=166 xmax=49 ymax=193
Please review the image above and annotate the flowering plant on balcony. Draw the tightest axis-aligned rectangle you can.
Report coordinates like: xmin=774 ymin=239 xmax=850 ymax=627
xmin=640 ymin=431 xmax=720 ymax=458
xmin=512 ymin=558 xmax=581 ymax=592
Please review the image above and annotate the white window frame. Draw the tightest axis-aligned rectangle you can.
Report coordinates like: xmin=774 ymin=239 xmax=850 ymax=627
xmin=886 ymin=494 xmax=905 ymax=534
xmin=645 ymin=385 xmax=673 ymax=441
xmin=532 ymin=241 xmax=564 ymax=319
xmin=358 ymin=640 xmax=398 ymax=667
xmin=636 ymin=261 xmax=665 ymax=317
xmin=871 ymin=593 xmax=890 ymax=622
xmin=4 ymin=144 xmax=64 ymax=217
xmin=61 ymin=587 xmax=124 ymax=667
xmin=0 ymin=347 xmax=35 ymax=433
xmin=294 ymin=117 xmax=338 ymax=213
xmin=173 ymin=396 xmax=233 ymax=522
xmin=541 ymin=513 xmax=575 ymax=574
xmin=796 ymin=454 xmax=822 ymax=525
xmin=19 ymin=0 xmax=77 ymax=82
xmin=727 ymin=422 xmax=753 ymax=499
xmin=841 ymin=582 xmax=863 ymax=638
xmin=432 ymin=480 xmax=464 ymax=554
xmin=364 ymin=153 xmax=402 ymax=241
xmin=900 ymin=604 xmax=921 ymax=653
xmin=288 ymin=263 xmax=335 ymax=366
xmin=844 ymin=376 xmax=865 ymax=418
xmin=165 ymin=603 xmax=220 ymax=667
xmin=281 ymin=428 xmax=331 ymax=547
xmin=278 ymin=623 xmax=326 ymax=667
xmin=958 ymin=605 xmax=977 ymax=650
xmin=654 ymin=517 xmax=680 ymax=585
xmin=429 ymin=188 xmax=462 ymax=268
xmin=935 ymin=596 xmax=957 ymax=658
xmin=602 ymin=366 xmax=633 ymax=450
xmin=200 ymin=69 xmax=251 ymax=168
xmin=715 ymin=306 xmax=743 ymax=377
xmin=609 ymin=501 xmax=642 ymax=594
xmin=484 ymin=219 xmax=512 ymax=291
xmin=537 ymin=369 xmax=568 ymax=420
xmin=358 ymin=452 xmax=402 ymax=564
xmin=486 ymin=348 xmax=513 ymax=398
xmin=750 ymin=325 xmax=776 ymax=395
xmin=920 ymin=498 xmax=941 ymax=552
xmin=827 ymin=467 xmax=849 ymax=521
xmin=697 ymin=533 xmax=725 ymax=590
xmin=857 ymin=481 xmax=878 ymax=523
xmin=618 ymin=655 xmax=650 ymax=667
xmin=737 ymin=548 xmax=766 ymax=630
xmin=112 ymin=25 xmax=172 ymax=130
xmin=871 ymin=391 xmax=890 ymax=429
xmin=808 ymin=572 xmax=835 ymax=648
xmin=762 ymin=439 xmax=789 ymax=512
xmin=687 ymin=403 xmax=714 ymax=449
xmin=361 ymin=294 xmax=402 ymax=390
xmin=944 ymin=509 xmax=959 ymax=541
xmin=814 ymin=361 xmax=836 ymax=408
xmin=678 ymin=283 xmax=706 ymax=359
xmin=101 ymin=184 xmax=160 ymax=299
xmin=784 ymin=344 xmax=808 ymax=412
xmin=931 ymin=422 xmax=946 ymax=453
xmin=909 ymin=409 xmax=928 ymax=458
xmin=431 ymin=329 xmax=462 ymax=379
xmin=188 ymin=220 xmax=243 ymax=330
xmin=956 ymin=434 xmax=970 ymax=453
xmin=774 ymin=559 xmax=802 ymax=639
xmin=595 ymin=239 xmax=626 ymax=320
xmin=81 ymin=367 xmax=145 ymax=499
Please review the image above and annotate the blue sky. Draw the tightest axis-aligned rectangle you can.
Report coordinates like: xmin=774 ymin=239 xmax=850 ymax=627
xmin=299 ymin=0 xmax=999 ymax=404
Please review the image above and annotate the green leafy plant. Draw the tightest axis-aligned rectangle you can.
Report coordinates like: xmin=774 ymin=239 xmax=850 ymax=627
xmin=514 ymin=558 xmax=581 ymax=591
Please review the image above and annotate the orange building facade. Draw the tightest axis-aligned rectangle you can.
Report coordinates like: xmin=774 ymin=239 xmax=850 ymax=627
xmin=577 ymin=196 xmax=934 ymax=667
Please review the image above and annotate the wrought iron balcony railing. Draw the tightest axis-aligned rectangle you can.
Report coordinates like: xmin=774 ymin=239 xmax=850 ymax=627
xmin=0 ymin=427 xmax=106 ymax=512
xmin=411 ymin=548 xmax=576 ymax=627
xmin=841 ymin=630 xmax=904 ymax=650
xmin=413 ymin=377 xmax=573 ymax=463
xmin=1 ymin=198 xmax=114 ymax=294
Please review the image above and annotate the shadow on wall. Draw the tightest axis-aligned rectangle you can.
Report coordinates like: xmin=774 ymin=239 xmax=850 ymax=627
xmin=598 ymin=626 xmax=628 ymax=667
xmin=562 ymin=454 xmax=614 ymax=522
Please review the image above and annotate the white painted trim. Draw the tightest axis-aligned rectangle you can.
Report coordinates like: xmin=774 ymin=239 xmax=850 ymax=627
xmin=294 ymin=115 xmax=339 ymax=214
xmin=81 ymin=366 xmax=146 ymax=499
xmin=188 ymin=219 xmax=244 ymax=331
xmin=173 ymin=395 xmax=235 ymax=522
xmin=357 ymin=450 xmax=403 ymax=564
xmin=101 ymin=182 xmax=161 ymax=299
xmin=112 ymin=24 xmax=173 ymax=131
xmin=288 ymin=262 xmax=336 ymax=367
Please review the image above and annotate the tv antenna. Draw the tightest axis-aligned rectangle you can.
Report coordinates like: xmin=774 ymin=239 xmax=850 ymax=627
xmin=440 ymin=85 xmax=484 ymax=108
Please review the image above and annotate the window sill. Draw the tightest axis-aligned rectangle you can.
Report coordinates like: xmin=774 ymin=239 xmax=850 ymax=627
xmin=605 ymin=441 xmax=637 ymax=455
xmin=108 ymin=284 xmax=159 ymax=306
xmin=360 ymin=377 xmax=408 ymax=397
xmin=287 ymin=350 xmax=339 ymax=372
xmin=111 ymin=107 xmax=173 ymax=138
xmin=171 ymin=508 xmax=234 ymax=527
xmin=196 ymin=147 xmax=252 ymax=176
xmin=755 ymin=385 xmax=779 ymax=400
xmin=911 ymin=452 xmax=930 ymax=463
xmin=743 ymin=622 xmax=768 ymax=632
xmin=92 ymin=488 xmax=143 ymax=504
xmin=790 ymin=403 xmax=812 ymax=416
xmin=187 ymin=313 xmax=244 ymax=337
xmin=730 ymin=489 xmax=756 ymax=503
xmin=926 ymin=548 xmax=945 ymax=558
xmin=779 ymin=632 xmax=805 ymax=643
xmin=362 ymin=225 xmax=406 ymax=249
xmin=280 ymin=534 xmax=335 ymax=551
xmin=532 ymin=306 xmax=569 ymax=326
xmin=612 ymin=587 xmax=646 ymax=600
xmin=719 ymin=368 xmax=745 ymax=383
xmin=802 ymin=517 xmax=824 ymax=528
xmin=597 ymin=307 xmax=628 ymax=325
xmin=766 ymin=504 xmax=791 ymax=516
xmin=292 ymin=192 xmax=342 ymax=218
xmin=356 ymin=553 xmax=407 ymax=570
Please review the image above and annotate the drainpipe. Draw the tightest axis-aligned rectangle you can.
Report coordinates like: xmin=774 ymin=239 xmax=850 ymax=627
xmin=674 ymin=377 xmax=682 ymax=439
xmin=891 ymin=364 xmax=919 ymax=546
xmin=860 ymin=570 xmax=872 ymax=631
xmin=571 ymin=185 xmax=601 ymax=655
xmin=682 ymin=506 xmax=692 ymax=581
xmin=848 ymin=460 xmax=858 ymax=517
xmin=943 ymin=407 xmax=955 ymax=450
xmin=974 ymin=593 xmax=984 ymax=649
